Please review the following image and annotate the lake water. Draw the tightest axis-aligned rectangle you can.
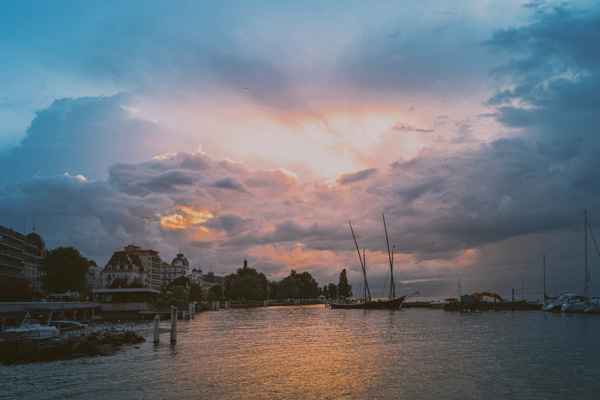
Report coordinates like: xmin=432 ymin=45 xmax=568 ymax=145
xmin=2 ymin=306 xmax=600 ymax=400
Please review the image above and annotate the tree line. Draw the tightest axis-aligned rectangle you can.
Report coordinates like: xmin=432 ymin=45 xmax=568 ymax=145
xmin=7 ymin=245 xmax=355 ymax=304
xmin=222 ymin=261 xmax=352 ymax=302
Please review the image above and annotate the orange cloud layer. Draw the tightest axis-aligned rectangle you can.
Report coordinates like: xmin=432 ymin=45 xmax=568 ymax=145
xmin=160 ymin=205 xmax=214 ymax=231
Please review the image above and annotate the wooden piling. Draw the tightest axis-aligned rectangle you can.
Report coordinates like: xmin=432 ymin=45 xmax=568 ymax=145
xmin=153 ymin=314 xmax=160 ymax=344
xmin=170 ymin=306 xmax=177 ymax=345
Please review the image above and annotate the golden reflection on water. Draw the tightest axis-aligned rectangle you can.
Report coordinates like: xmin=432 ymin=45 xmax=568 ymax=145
xmin=175 ymin=305 xmax=392 ymax=400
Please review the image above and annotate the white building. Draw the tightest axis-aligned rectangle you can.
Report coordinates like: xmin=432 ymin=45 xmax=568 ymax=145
xmin=101 ymin=245 xmax=162 ymax=290
xmin=159 ymin=253 xmax=190 ymax=286
xmin=86 ymin=262 xmax=102 ymax=291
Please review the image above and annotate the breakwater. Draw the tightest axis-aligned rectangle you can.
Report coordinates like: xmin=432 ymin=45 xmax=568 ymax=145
xmin=0 ymin=331 xmax=145 ymax=365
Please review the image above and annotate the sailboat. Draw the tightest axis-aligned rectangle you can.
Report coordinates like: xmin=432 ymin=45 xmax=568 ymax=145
xmin=330 ymin=215 xmax=406 ymax=310
xmin=562 ymin=210 xmax=593 ymax=313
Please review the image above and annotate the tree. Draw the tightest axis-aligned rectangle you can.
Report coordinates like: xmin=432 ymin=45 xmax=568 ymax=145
xmin=327 ymin=283 xmax=338 ymax=299
xmin=224 ymin=260 xmax=269 ymax=301
xmin=42 ymin=247 xmax=91 ymax=293
xmin=189 ymin=283 xmax=203 ymax=302
xmin=207 ymin=285 xmax=223 ymax=301
xmin=337 ymin=269 xmax=352 ymax=299
xmin=270 ymin=270 xmax=321 ymax=300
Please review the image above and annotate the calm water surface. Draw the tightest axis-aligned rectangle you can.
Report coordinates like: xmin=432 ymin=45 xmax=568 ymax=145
xmin=2 ymin=306 xmax=600 ymax=400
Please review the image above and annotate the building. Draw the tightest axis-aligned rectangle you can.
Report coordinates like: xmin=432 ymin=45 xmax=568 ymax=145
xmin=157 ymin=253 xmax=190 ymax=287
xmin=189 ymin=268 xmax=204 ymax=284
xmin=101 ymin=245 xmax=162 ymax=290
xmin=86 ymin=261 xmax=101 ymax=291
xmin=0 ymin=225 xmax=47 ymax=299
xmin=171 ymin=253 xmax=190 ymax=275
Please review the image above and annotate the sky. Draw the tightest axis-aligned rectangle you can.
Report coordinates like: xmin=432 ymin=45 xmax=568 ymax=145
xmin=2 ymin=0 xmax=600 ymax=298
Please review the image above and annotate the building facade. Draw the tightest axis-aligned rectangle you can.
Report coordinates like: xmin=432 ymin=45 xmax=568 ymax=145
xmin=157 ymin=253 xmax=190 ymax=287
xmin=101 ymin=245 xmax=162 ymax=290
xmin=0 ymin=226 xmax=47 ymax=298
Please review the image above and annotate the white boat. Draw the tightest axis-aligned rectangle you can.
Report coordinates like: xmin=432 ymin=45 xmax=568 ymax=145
xmin=48 ymin=320 xmax=88 ymax=332
xmin=584 ymin=297 xmax=600 ymax=313
xmin=543 ymin=293 xmax=578 ymax=312
xmin=2 ymin=323 xmax=59 ymax=340
xmin=0 ymin=313 xmax=59 ymax=340
xmin=561 ymin=297 xmax=588 ymax=313
xmin=49 ymin=320 xmax=88 ymax=336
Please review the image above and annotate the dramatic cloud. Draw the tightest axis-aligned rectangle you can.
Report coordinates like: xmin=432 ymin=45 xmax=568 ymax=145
xmin=3 ymin=1 xmax=600 ymax=297
xmin=0 ymin=95 xmax=170 ymax=185
xmin=337 ymin=168 xmax=378 ymax=185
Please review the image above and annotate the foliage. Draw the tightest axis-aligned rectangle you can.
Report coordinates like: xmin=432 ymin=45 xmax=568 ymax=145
xmin=42 ymin=247 xmax=91 ymax=293
xmin=207 ymin=285 xmax=223 ymax=301
xmin=157 ymin=284 xmax=190 ymax=307
xmin=322 ymin=282 xmax=338 ymax=299
xmin=224 ymin=263 xmax=268 ymax=301
xmin=337 ymin=269 xmax=352 ymax=299
xmin=189 ymin=283 xmax=203 ymax=302
xmin=270 ymin=270 xmax=320 ymax=299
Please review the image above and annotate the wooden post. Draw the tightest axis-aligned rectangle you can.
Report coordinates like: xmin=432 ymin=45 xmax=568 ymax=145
xmin=153 ymin=314 xmax=160 ymax=345
xmin=170 ymin=306 xmax=177 ymax=345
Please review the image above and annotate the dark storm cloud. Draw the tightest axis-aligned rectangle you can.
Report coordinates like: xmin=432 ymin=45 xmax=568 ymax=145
xmin=205 ymin=214 xmax=252 ymax=235
xmin=337 ymin=168 xmax=378 ymax=185
xmin=109 ymin=166 xmax=197 ymax=196
xmin=0 ymin=94 xmax=167 ymax=186
xmin=0 ymin=173 xmax=170 ymax=261
xmin=228 ymin=220 xmax=343 ymax=248
xmin=371 ymin=4 xmax=600 ymax=267
xmin=212 ymin=177 xmax=248 ymax=193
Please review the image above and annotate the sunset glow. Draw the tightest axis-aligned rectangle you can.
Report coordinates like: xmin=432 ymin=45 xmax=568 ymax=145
xmin=160 ymin=206 xmax=214 ymax=231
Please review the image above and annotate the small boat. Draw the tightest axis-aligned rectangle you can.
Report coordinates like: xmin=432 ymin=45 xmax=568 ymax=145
xmin=584 ymin=297 xmax=600 ymax=313
xmin=561 ymin=297 xmax=588 ymax=313
xmin=48 ymin=320 xmax=88 ymax=333
xmin=543 ymin=293 xmax=578 ymax=312
xmin=1 ymin=314 xmax=59 ymax=341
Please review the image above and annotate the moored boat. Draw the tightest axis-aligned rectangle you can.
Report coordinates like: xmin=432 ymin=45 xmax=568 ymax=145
xmin=584 ymin=298 xmax=600 ymax=313
xmin=330 ymin=296 xmax=406 ymax=310
xmin=330 ymin=214 xmax=406 ymax=311
xmin=1 ymin=314 xmax=59 ymax=341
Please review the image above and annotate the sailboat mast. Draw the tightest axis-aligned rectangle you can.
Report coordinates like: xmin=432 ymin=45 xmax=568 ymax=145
xmin=382 ymin=213 xmax=396 ymax=299
xmin=585 ymin=210 xmax=590 ymax=299
xmin=349 ymin=221 xmax=371 ymax=301
xmin=363 ymin=249 xmax=367 ymax=302
xmin=543 ymin=255 xmax=547 ymax=301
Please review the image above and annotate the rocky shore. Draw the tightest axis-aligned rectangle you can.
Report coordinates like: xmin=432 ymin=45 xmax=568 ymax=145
xmin=0 ymin=331 xmax=145 ymax=365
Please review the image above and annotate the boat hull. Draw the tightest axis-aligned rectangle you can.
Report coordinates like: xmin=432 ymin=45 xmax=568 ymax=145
xmin=330 ymin=296 xmax=405 ymax=310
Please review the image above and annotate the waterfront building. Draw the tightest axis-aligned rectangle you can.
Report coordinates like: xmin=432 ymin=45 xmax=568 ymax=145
xmin=171 ymin=253 xmax=190 ymax=275
xmin=0 ymin=225 xmax=47 ymax=299
xmin=189 ymin=268 xmax=204 ymax=284
xmin=101 ymin=245 xmax=162 ymax=290
xmin=155 ymin=253 xmax=191 ymax=286
xmin=86 ymin=262 xmax=102 ymax=291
